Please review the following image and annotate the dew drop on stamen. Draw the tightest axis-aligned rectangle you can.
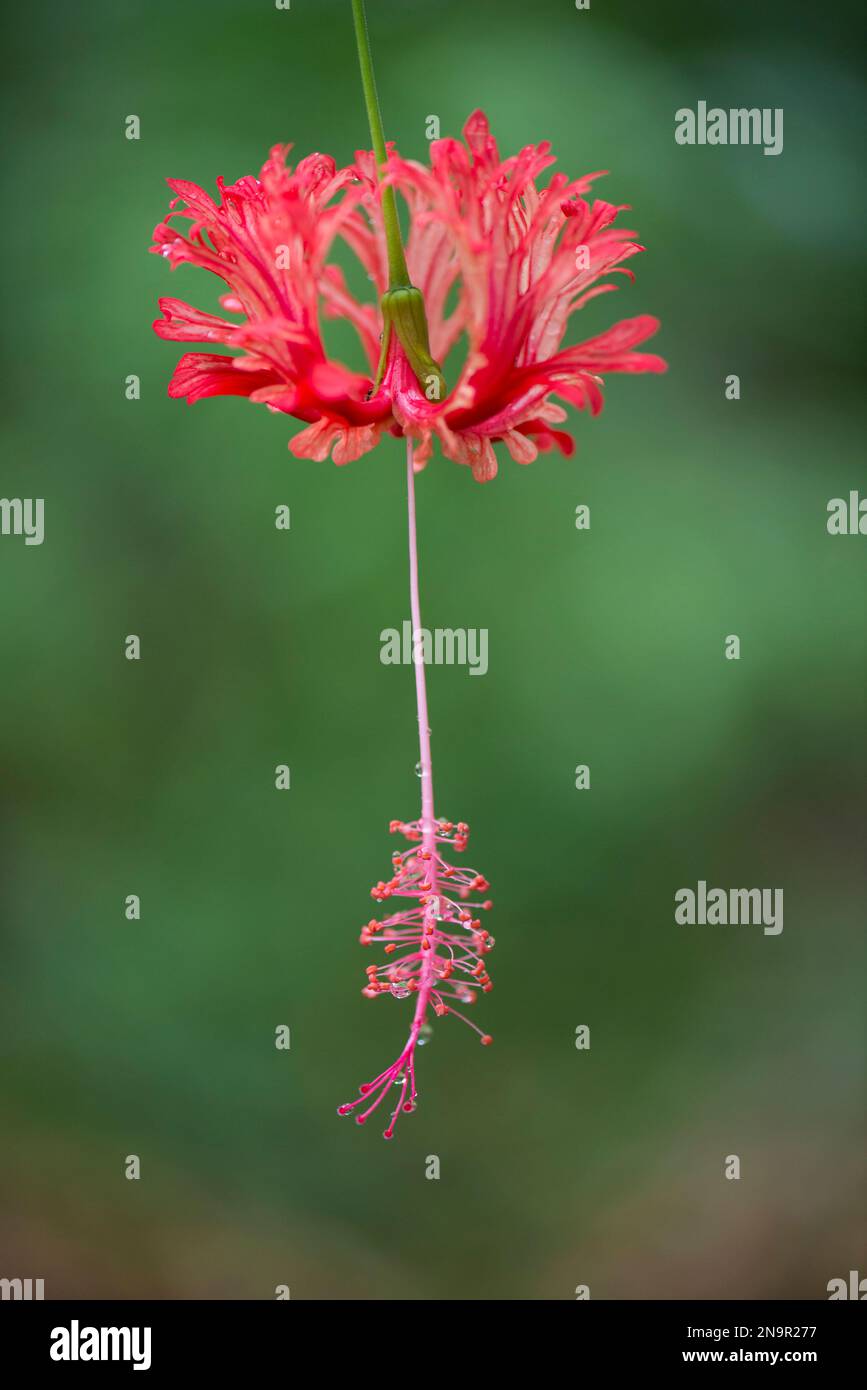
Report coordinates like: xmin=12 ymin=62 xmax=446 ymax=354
xmin=415 ymin=761 xmax=423 ymax=777
xmin=390 ymin=984 xmax=410 ymax=999
xmin=417 ymin=1023 xmax=433 ymax=1046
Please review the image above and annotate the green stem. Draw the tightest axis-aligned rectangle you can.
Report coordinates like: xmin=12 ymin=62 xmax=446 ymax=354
xmin=350 ymin=0 xmax=410 ymax=288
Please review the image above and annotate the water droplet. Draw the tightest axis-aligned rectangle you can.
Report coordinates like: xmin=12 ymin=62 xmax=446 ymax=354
xmin=393 ymin=1071 xmax=407 ymax=1087
xmin=415 ymin=761 xmax=423 ymax=777
xmin=390 ymin=984 xmax=410 ymax=999
xmin=417 ymin=1023 xmax=433 ymax=1046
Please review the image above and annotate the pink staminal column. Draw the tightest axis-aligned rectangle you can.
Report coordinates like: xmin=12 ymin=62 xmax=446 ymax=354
xmin=405 ymin=435 xmax=441 ymax=1061
xmin=337 ymin=440 xmax=495 ymax=1138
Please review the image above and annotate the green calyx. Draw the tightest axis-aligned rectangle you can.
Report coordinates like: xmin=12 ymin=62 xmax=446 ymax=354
xmin=372 ymin=286 xmax=447 ymax=403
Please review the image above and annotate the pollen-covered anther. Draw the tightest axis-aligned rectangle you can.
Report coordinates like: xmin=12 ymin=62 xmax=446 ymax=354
xmin=480 ymin=1035 xmax=493 ymax=1046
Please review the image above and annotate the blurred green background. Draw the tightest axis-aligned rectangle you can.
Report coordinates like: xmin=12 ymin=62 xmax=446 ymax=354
xmin=1 ymin=0 xmax=864 ymax=1299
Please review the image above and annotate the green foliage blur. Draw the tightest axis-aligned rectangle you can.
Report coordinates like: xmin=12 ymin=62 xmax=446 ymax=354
xmin=1 ymin=0 xmax=864 ymax=1299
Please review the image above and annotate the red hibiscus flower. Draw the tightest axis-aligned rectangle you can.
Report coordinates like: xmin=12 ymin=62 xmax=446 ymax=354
xmin=152 ymin=111 xmax=665 ymax=481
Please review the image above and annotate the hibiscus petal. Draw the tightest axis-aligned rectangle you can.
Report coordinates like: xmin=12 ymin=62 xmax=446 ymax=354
xmin=167 ymin=352 xmax=280 ymax=403
xmin=501 ymin=430 xmax=539 ymax=465
xmin=154 ymin=297 xmax=241 ymax=344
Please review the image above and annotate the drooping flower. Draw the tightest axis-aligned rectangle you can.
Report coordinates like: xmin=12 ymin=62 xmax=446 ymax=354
xmin=151 ymin=111 xmax=666 ymax=481
xmin=151 ymin=0 xmax=667 ymax=1139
